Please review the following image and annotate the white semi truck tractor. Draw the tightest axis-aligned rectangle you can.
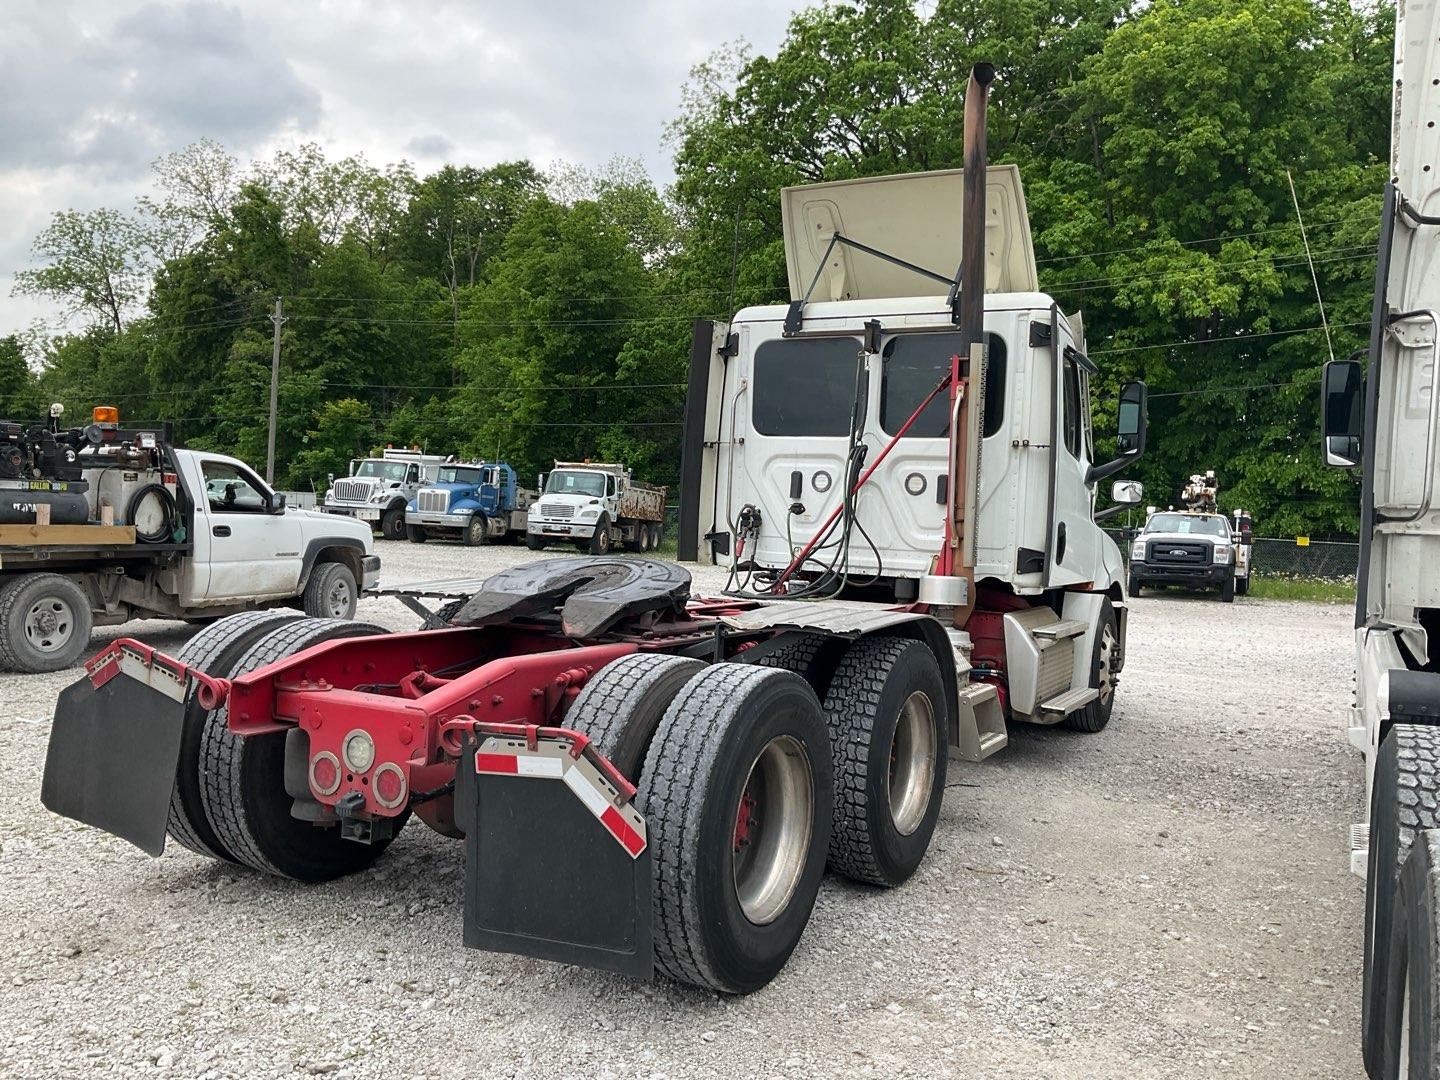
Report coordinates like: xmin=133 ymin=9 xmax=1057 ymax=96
xmin=38 ymin=67 xmax=1151 ymax=997
xmin=1321 ymin=2 xmax=1440 ymax=1071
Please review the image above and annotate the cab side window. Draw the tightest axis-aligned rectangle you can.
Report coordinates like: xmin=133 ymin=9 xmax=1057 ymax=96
xmin=1062 ymin=352 xmax=1082 ymax=458
xmin=203 ymin=461 xmax=269 ymax=514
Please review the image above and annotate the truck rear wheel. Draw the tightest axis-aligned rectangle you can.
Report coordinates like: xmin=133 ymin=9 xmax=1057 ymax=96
xmin=640 ymin=664 xmax=832 ymax=993
xmin=562 ymin=654 xmax=704 ymax=780
xmin=1364 ymin=725 xmax=1440 ymax=1076
xmin=463 ymin=513 xmax=488 ymax=547
xmin=1064 ymin=599 xmax=1119 ymax=733
xmin=302 ymin=562 xmax=357 ymax=619
xmin=198 ymin=618 xmax=401 ymax=881
xmin=168 ymin=610 xmax=304 ymax=861
xmin=821 ymin=637 xmax=947 ymax=886
xmin=380 ymin=506 xmax=406 ymax=541
xmin=1127 ymin=571 xmax=1142 ymax=597
xmin=1220 ymin=574 xmax=1236 ymax=603
xmin=0 ymin=573 xmax=93 ymax=673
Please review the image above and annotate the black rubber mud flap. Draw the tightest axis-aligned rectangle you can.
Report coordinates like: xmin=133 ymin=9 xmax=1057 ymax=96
xmin=41 ymin=667 xmax=187 ymax=857
xmin=457 ymin=739 xmax=654 ymax=979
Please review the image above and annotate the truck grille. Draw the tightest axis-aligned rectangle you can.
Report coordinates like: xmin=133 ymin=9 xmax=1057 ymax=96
xmin=331 ymin=479 xmax=372 ymax=503
xmin=417 ymin=489 xmax=449 ymax=513
xmin=1147 ymin=540 xmax=1212 ymax=567
xmin=539 ymin=502 xmax=575 ymax=520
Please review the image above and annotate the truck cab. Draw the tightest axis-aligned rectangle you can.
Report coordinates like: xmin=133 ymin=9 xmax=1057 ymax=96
xmin=323 ymin=449 xmax=445 ymax=540
xmin=405 ymin=462 xmax=532 ymax=546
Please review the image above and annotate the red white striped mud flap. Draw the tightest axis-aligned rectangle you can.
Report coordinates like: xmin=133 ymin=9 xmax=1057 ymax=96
xmin=459 ymin=733 xmax=653 ymax=979
xmin=40 ymin=640 xmax=228 ymax=857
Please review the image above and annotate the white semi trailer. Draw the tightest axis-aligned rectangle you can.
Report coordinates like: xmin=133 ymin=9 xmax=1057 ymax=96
xmin=1320 ymin=2 xmax=1440 ymax=1072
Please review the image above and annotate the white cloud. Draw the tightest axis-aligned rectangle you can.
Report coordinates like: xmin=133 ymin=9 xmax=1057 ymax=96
xmin=0 ymin=0 xmax=797 ymax=338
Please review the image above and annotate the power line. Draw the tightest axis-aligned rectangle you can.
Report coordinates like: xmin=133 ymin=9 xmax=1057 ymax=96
xmin=1090 ymin=320 xmax=1370 ymax=356
xmin=1034 ymin=214 xmax=1367 ymax=266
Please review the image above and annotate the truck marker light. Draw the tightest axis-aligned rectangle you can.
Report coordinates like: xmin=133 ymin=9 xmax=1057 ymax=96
xmin=372 ymin=762 xmax=407 ymax=809
xmin=343 ymin=729 xmax=376 ymax=772
xmin=310 ymin=751 xmax=342 ymax=796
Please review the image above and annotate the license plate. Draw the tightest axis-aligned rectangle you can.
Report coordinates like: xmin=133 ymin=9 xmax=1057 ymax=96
xmin=358 ymin=510 xmax=380 ymax=522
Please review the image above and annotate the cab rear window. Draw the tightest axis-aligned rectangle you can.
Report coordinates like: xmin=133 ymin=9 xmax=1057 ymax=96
xmin=752 ymin=338 xmax=861 ymax=437
xmin=880 ymin=332 xmax=1007 ymax=439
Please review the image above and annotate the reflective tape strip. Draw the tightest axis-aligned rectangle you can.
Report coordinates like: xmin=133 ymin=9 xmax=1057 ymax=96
xmin=473 ymin=751 xmax=563 ymax=778
xmin=473 ymin=739 xmax=647 ymax=858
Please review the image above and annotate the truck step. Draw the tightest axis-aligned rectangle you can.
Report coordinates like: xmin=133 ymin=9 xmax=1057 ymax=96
xmin=1350 ymin=822 xmax=1370 ymax=877
xmin=954 ymin=682 xmax=1007 ymax=762
xmin=1032 ymin=619 xmax=1087 ymax=642
xmin=1038 ymin=685 xmax=1099 ymax=716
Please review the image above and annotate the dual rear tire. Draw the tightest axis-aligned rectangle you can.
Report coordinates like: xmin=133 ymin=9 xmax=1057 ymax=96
xmin=167 ymin=614 xmax=403 ymax=881
xmin=563 ymin=636 xmax=949 ymax=993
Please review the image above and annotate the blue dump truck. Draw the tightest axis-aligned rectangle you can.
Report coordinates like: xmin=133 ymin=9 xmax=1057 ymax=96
xmin=404 ymin=462 xmax=536 ymax=545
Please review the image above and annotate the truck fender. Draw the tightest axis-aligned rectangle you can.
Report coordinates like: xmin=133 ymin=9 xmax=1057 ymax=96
xmin=297 ymin=537 xmax=366 ymax=593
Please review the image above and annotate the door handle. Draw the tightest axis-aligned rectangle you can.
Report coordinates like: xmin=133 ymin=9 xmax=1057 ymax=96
xmin=212 ymin=525 xmax=231 ymax=537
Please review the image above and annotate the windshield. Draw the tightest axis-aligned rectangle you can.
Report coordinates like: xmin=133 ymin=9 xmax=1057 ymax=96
xmin=1145 ymin=513 xmax=1229 ymax=537
xmin=354 ymin=460 xmax=408 ymax=482
xmin=438 ymin=467 xmax=482 ymax=485
xmin=546 ymin=470 xmax=606 ymax=497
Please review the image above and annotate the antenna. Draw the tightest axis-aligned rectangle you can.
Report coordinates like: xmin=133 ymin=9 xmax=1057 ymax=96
xmin=1286 ymin=169 xmax=1336 ymax=364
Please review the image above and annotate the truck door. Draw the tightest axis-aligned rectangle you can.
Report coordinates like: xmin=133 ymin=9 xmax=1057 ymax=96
xmin=1046 ymin=322 xmax=1101 ymax=587
xmin=194 ymin=457 xmax=305 ymax=600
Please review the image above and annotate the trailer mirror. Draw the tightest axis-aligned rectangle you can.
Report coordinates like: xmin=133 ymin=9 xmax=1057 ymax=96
xmin=1111 ymin=479 xmax=1143 ymax=505
xmin=1321 ymin=358 xmax=1363 ymax=468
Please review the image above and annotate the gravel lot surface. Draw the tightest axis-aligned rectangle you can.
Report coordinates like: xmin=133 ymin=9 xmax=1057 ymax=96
xmin=0 ymin=541 xmax=1363 ymax=1078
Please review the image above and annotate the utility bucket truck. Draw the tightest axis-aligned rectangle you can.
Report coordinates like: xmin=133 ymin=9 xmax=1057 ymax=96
xmin=1321 ymin=2 xmax=1440 ymax=1070
xmin=39 ymin=67 xmax=1146 ymax=995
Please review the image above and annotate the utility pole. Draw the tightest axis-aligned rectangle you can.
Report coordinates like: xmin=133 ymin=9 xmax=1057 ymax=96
xmin=265 ymin=297 xmax=285 ymax=485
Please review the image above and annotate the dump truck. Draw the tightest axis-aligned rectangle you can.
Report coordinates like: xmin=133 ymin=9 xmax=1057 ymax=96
xmin=0 ymin=406 xmax=376 ymax=673
xmin=322 ymin=448 xmax=446 ymax=539
xmin=40 ymin=66 xmax=1147 ymax=994
xmin=404 ymin=461 xmax=534 ymax=545
xmin=526 ymin=461 xmax=665 ymax=554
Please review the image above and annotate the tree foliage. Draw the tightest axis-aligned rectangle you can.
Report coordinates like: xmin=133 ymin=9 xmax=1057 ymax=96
xmin=7 ymin=0 xmax=1396 ymax=533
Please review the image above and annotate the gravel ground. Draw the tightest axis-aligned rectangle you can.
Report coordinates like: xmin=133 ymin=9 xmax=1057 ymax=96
xmin=0 ymin=541 xmax=1364 ymax=1078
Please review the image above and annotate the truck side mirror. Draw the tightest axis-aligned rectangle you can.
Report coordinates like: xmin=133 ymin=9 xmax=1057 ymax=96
xmin=1111 ymin=479 xmax=1143 ymax=505
xmin=1116 ymin=380 xmax=1147 ymax=457
xmin=270 ymin=492 xmax=287 ymax=514
xmin=1087 ymin=380 xmax=1148 ymax=485
xmin=1321 ymin=357 xmax=1364 ymax=468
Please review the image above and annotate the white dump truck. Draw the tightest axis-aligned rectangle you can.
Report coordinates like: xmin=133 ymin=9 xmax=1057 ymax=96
xmin=1320 ymin=1 xmax=1440 ymax=1070
xmin=40 ymin=67 xmax=1151 ymax=997
xmin=322 ymin=448 xmax=447 ymax=539
xmin=0 ymin=407 xmax=377 ymax=673
xmin=526 ymin=461 xmax=666 ymax=554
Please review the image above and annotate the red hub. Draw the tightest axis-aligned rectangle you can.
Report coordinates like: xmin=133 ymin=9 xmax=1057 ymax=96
xmin=734 ymin=790 xmax=758 ymax=852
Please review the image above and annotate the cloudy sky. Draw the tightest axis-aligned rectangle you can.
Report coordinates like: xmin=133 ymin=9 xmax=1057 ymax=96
xmin=0 ymin=0 xmax=800 ymax=338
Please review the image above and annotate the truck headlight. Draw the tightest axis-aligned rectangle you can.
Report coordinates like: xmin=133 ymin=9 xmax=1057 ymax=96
xmin=580 ymin=509 xmax=599 ymax=520
xmin=1130 ymin=541 xmax=1145 ymax=559
xmin=1212 ymin=544 xmax=1231 ymax=563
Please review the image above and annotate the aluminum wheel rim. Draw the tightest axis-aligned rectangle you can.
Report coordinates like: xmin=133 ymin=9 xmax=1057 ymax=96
xmin=888 ymin=691 xmax=937 ymax=836
xmin=732 ymin=734 xmax=813 ymax=926
xmin=24 ymin=595 xmax=75 ymax=654
xmin=1097 ymin=622 xmax=1117 ymax=705
xmin=326 ymin=576 xmax=352 ymax=617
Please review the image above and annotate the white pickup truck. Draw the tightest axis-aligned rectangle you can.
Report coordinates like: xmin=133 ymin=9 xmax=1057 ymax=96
xmin=0 ymin=442 xmax=377 ymax=673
